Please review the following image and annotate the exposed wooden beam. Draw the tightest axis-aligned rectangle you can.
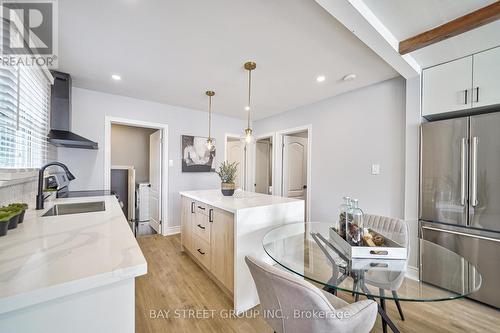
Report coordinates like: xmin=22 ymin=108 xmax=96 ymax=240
xmin=399 ymin=2 xmax=500 ymax=55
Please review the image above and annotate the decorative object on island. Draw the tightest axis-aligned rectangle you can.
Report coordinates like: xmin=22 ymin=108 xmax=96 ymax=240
xmin=243 ymin=61 xmax=256 ymax=144
xmin=0 ymin=203 xmax=25 ymax=234
xmin=181 ymin=135 xmax=216 ymax=172
xmin=205 ymin=90 xmax=215 ymax=151
xmin=216 ymin=161 xmax=238 ymax=196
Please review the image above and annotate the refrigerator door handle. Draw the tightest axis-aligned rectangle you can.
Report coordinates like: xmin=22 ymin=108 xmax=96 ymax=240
xmin=460 ymin=138 xmax=466 ymax=206
xmin=421 ymin=225 xmax=500 ymax=243
xmin=471 ymin=136 xmax=479 ymax=207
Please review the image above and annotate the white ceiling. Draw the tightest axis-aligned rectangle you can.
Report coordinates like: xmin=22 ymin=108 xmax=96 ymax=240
xmin=363 ymin=0 xmax=500 ymax=68
xmin=57 ymin=0 xmax=399 ymax=120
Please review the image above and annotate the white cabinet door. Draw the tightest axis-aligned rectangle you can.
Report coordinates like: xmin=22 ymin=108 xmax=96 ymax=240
xmin=473 ymin=47 xmax=500 ymax=108
xmin=422 ymin=56 xmax=473 ymax=117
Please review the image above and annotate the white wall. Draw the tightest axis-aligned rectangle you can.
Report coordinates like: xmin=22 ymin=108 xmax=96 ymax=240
xmin=254 ymin=77 xmax=406 ymax=220
xmin=111 ymin=124 xmax=156 ymax=183
xmin=57 ymin=88 xmax=246 ymax=228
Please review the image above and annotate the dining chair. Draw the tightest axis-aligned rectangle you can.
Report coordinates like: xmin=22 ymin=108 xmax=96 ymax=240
xmin=363 ymin=214 xmax=409 ymax=321
xmin=245 ymin=255 xmax=378 ymax=333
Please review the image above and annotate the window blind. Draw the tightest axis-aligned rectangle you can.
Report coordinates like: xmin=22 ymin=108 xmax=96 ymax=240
xmin=0 ymin=64 xmax=50 ymax=169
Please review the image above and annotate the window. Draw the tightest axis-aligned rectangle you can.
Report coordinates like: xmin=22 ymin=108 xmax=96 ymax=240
xmin=0 ymin=64 xmax=51 ymax=169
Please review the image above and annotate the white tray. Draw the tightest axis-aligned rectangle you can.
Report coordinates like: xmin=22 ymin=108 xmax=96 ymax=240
xmin=329 ymin=227 xmax=407 ymax=260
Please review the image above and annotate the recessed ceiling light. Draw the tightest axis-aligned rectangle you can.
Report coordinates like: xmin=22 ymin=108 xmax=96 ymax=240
xmin=111 ymin=74 xmax=121 ymax=81
xmin=343 ymin=73 xmax=356 ymax=81
xmin=316 ymin=75 xmax=326 ymax=83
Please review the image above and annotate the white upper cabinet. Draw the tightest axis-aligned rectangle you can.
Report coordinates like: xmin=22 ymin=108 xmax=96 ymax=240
xmin=422 ymin=56 xmax=473 ymax=117
xmin=473 ymin=47 xmax=500 ymax=108
xmin=422 ymin=46 xmax=500 ymax=118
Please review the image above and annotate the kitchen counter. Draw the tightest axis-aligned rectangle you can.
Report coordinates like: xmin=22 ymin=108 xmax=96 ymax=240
xmin=0 ymin=195 xmax=147 ymax=333
xmin=179 ymin=189 xmax=300 ymax=213
xmin=180 ymin=189 xmax=304 ymax=313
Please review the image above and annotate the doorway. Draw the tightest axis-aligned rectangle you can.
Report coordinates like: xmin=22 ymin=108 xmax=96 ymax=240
xmin=225 ymin=134 xmax=247 ymax=190
xmin=104 ymin=117 xmax=169 ymax=236
xmin=254 ymin=135 xmax=274 ymax=194
xmin=276 ymin=126 xmax=311 ymax=221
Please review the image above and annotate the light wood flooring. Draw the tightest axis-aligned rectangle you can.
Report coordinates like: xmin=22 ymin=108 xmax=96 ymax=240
xmin=136 ymin=234 xmax=500 ymax=333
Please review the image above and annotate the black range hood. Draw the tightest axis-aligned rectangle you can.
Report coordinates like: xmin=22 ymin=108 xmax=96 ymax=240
xmin=48 ymin=71 xmax=98 ymax=149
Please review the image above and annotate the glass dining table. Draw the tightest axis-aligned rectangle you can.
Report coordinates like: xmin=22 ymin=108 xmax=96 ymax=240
xmin=262 ymin=222 xmax=482 ymax=333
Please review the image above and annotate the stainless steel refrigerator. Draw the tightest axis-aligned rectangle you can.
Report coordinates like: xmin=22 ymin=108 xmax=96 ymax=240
xmin=420 ymin=112 xmax=500 ymax=308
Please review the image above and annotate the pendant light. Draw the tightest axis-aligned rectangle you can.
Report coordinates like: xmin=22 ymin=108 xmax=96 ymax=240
xmin=243 ymin=61 xmax=256 ymax=144
xmin=206 ymin=90 xmax=215 ymax=151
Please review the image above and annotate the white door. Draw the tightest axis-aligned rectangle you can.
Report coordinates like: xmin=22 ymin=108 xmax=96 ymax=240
xmin=282 ymin=135 xmax=308 ymax=220
xmin=422 ymin=56 xmax=473 ymax=117
xmin=282 ymin=135 xmax=307 ymax=199
xmin=226 ymin=140 xmax=246 ymax=190
xmin=149 ymin=130 xmax=162 ymax=233
xmin=255 ymin=140 xmax=271 ymax=194
xmin=473 ymin=47 xmax=500 ymax=108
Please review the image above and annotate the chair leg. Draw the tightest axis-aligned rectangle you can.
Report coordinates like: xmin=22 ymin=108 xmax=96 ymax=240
xmin=392 ymin=290 xmax=405 ymax=321
xmin=380 ymin=289 xmax=387 ymax=333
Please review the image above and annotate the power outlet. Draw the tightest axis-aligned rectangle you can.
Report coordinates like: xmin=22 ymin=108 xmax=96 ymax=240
xmin=371 ymin=164 xmax=380 ymax=175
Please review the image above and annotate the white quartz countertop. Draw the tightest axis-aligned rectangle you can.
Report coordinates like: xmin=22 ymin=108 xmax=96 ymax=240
xmin=0 ymin=195 xmax=147 ymax=314
xmin=179 ymin=189 xmax=302 ymax=213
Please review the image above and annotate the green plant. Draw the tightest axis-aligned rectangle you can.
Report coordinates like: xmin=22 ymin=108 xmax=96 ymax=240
xmin=0 ymin=206 xmax=19 ymax=214
xmin=216 ymin=161 xmax=238 ymax=183
xmin=0 ymin=211 xmax=12 ymax=222
xmin=8 ymin=203 xmax=28 ymax=210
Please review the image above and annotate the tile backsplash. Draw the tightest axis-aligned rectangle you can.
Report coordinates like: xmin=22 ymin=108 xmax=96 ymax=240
xmin=0 ymin=180 xmax=37 ymax=208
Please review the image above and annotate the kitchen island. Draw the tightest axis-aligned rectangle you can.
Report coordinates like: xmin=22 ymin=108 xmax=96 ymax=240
xmin=179 ymin=189 xmax=304 ymax=313
xmin=0 ymin=195 xmax=147 ymax=333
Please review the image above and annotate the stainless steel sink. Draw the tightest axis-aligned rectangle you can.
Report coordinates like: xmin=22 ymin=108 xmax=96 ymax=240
xmin=42 ymin=201 xmax=105 ymax=217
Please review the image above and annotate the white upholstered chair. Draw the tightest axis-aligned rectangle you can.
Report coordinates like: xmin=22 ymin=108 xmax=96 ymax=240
xmin=245 ymin=255 xmax=378 ymax=333
xmin=362 ymin=214 xmax=409 ymax=322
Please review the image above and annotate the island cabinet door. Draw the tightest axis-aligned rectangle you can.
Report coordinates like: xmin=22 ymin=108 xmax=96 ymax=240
xmin=210 ymin=207 xmax=234 ymax=292
xmin=181 ymin=196 xmax=195 ymax=251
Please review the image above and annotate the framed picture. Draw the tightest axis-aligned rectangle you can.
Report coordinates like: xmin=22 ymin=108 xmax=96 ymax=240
xmin=181 ymin=135 xmax=216 ymax=172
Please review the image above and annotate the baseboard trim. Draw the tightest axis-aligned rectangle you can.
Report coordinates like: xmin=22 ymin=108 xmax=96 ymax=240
xmin=406 ymin=265 xmax=419 ymax=281
xmin=162 ymin=225 xmax=180 ymax=236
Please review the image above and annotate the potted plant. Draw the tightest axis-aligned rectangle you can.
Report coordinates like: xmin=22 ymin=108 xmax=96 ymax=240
xmin=0 ymin=211 xmax=12 ymax=236
xmin=8 ymin=203 xmax=28 ymax=223
xmin=0 ymin=206 xmax=21 ymax=230
xmin=216 ymin=161 xmax=238 ymax=196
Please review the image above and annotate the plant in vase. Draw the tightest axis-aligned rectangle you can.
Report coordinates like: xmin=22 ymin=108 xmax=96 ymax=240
xmin=8 ymin=203 xmax=28 ymax=223
xmin=0 ymin=206 xmax=21 ymax=230
xmin=0 ymin=211 xmax=13 ymax=236
xmin=216 ymin=161 xmax=238 ymax=196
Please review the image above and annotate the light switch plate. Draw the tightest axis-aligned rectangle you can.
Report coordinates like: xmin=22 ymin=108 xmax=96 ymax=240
xmin=371 ymin=164 xmax=380 ymax=175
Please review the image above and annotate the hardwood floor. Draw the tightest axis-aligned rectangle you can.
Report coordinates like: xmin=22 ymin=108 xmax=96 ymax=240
xmin=136 ymin=234 xmax=500 ymax=333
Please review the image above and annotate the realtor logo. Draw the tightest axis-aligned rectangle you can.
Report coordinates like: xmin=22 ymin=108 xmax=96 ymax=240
xmin=1 ymin=0 xmax=58 ymax=67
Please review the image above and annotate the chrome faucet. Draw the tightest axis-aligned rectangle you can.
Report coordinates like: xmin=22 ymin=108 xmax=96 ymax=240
xmin=36 ymin=162 xmax=76 ymax=210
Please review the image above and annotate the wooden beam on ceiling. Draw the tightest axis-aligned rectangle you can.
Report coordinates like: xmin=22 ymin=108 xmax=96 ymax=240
xmin=399 ymin=2 xmax=500 ymax=55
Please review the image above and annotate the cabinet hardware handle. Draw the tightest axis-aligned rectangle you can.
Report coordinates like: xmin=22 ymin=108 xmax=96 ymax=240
xmin=197 ymin=249 xmax=205 ymax=255
xmin=209 ymin=209 xmax=213 ymax=222
xmin=460 ymin=138 xmax=466 ymax=206
xmin=475 ymin=87 xmax=479 ymax=103
xmin=421 ymin=225 xmax=500 ymax=243
xmin=198 ymin=206 xmax=205 ymax=210
xmin=463 ymin=89 xmax=468 ymax=105
xmin=191 ymin=202 xmax=195 ymax=213
xmin=471 ymin=136 xmax=478 ymax=207
xmin=197 ymin=224 xmax=205 ymax=230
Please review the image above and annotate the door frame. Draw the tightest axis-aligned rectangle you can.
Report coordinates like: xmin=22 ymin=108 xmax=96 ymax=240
xmin=224 ymin=133 xmax=249 ymax=191
xmin=251 ymin=132 xmax=277 ymax=195
xmin=104 ymin=116 xmax=170 ymax=236
xmin=276 ymin=124 xmax=312 ymax=222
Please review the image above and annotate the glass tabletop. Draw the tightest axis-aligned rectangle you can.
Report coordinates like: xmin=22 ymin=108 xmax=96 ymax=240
xmin=263 ymin=222 xmax=482 ymax=302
